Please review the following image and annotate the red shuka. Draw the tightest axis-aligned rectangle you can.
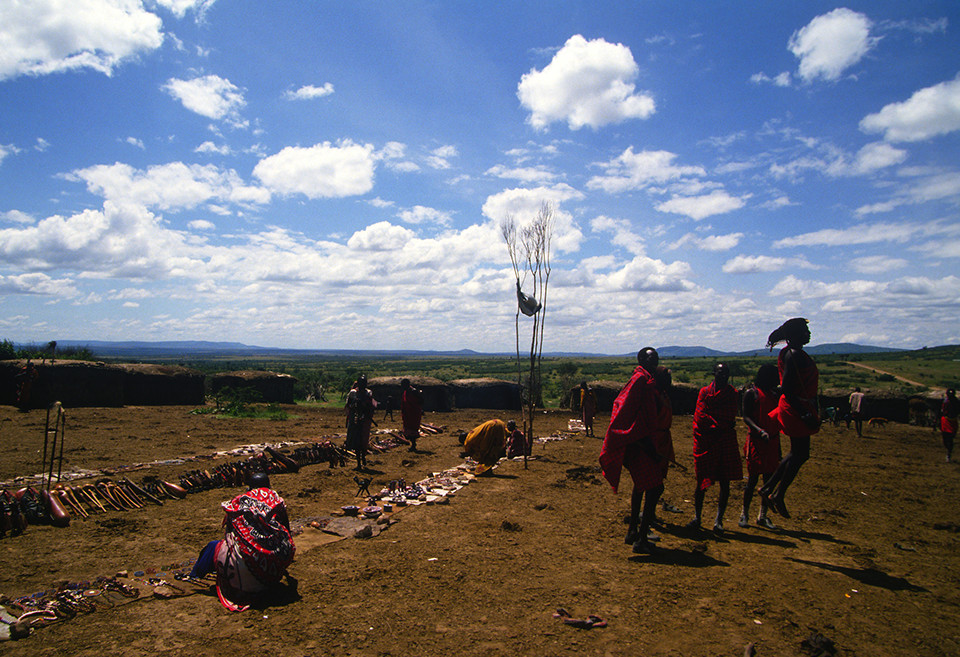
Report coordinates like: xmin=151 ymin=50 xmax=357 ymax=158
xmin=401 ymin=389 xmax=423 ymax=438
xmin=769 ymin=347 xmax=820 ymax=438
xmin=599 ymin=365 xmax=657 ymax=493
xmin=692 ymin=381 xmax=742 ymax=490
xmin=743 ymin=385 xmax=782 ymax=476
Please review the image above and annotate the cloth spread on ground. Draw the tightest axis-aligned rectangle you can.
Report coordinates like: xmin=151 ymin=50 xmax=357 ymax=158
xmin=463 ymin=419 xmax=507 ymax=466
xmin=769 ymin=347 xmax=820 ymax=438
xmin=692 ymin=381 xmax=742 ymax=490
xmin=744 ymin=386 xmax=782 ymax=476
xmin=599 ymin=365 xmax=657 ymax=493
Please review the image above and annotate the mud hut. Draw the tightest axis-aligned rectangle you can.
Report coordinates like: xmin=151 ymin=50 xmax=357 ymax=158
xmin=0 ymin=359 xmax=124 ymax=408
xmin=567 ymin=380 xmax=624 ymax=413
xmin=448 ymin=378 xmax=522 ymax=410
xmin=368 ymin=376 xmax=452 ymax=412
xmin=209 ymin=371 xmax=297 ymax=404
xmin=567 ymin=379 xmax=701 ymax=416
xmin=118 ymin=364 xmax=205 ymax=405
xmin=819 ymin=388 xmax=913 ymax=424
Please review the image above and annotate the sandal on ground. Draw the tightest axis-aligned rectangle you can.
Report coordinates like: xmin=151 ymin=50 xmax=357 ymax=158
xmin=587 ymin=615 xmax=607 ymax=628
xmin=756 ymin=516 xmax=778 ymax=530
xmin=632 ymin=539 xmax=661 ymax=555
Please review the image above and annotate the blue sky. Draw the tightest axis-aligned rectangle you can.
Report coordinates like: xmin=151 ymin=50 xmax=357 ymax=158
xmin=1 ymin=1 xmax=958 ymax=353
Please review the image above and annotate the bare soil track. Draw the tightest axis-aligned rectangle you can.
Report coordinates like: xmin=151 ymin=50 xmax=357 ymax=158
xmin=1 ymin=404 xmax=959 ymax=656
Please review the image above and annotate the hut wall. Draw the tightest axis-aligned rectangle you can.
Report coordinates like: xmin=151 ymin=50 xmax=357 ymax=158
xmin=0 ymin=360 xmax=124 ymax=408
xmin=119 ymin=364 xmax=206 ymax=405
xmin=210 ymin=371 xmax=296 ymax=404
xmin=448 ymin=378 xmax=522 ymax=410
xmin=819 ymin=391 xmax=912 ymax=424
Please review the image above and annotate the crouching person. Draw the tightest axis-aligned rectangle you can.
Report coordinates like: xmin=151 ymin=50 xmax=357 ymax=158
xmin=189 ymin=471 xmax=296 ymax=611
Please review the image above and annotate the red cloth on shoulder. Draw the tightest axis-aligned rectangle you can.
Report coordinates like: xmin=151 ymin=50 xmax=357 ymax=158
xmin=769 ymin=347 xmax=820 ymax=438
xmin=599 ymin=365 xmax=657 ymax=493
xmin=743 ymin=386 xmax=782 ymax=476
xmin=692 ymin=381 xmax=742 ymax=489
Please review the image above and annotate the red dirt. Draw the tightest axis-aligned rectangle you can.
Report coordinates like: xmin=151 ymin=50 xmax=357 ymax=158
xmin=1 ymin=404 xmax=958 ymax=656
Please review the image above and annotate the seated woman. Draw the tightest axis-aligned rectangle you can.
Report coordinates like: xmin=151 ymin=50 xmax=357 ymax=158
xmin=505 ymin=420 xmax=526 ymax=458
xmin=189 ymin=471 xmax=296 ymax=611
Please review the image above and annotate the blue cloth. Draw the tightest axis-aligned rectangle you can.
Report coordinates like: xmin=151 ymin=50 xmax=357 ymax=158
xmin=190 ymin=540 xmax=221 ymax=578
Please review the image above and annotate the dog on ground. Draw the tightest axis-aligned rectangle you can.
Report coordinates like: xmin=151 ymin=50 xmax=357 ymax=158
xmin=354 ymin=475 xmax=372 ymax=497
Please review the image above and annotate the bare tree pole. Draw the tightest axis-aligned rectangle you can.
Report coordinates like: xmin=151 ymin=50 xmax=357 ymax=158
xmin=500 ymin=216 xmax=522 ymax=390
xmin=519 ymin=202 xmax=553 ymax=457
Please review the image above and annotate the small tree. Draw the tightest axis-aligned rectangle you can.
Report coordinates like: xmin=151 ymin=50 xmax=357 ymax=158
xmin=501 ymin=202 xmax=554 ymax=465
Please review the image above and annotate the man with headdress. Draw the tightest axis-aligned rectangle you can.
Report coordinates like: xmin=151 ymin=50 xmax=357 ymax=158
xmin=688 ymin=363 xmax=742 ymax=535
xmin=759 ymin=317 xmax=820 ymax=519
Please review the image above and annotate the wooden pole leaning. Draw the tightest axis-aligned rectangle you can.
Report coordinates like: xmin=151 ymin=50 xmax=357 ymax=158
xmin=42 ymin=402 xmax=65 ymax=490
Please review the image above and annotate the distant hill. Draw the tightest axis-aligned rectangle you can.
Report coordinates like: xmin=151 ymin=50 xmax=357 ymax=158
xmin=38 ymin=339 xmax=911 ymax=361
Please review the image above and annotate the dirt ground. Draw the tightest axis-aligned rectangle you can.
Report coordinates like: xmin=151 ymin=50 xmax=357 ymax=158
xmin=1 ymin=403 xmax=959 ymax=656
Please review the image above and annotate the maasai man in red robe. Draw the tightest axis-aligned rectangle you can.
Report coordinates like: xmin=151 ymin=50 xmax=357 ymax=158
xmin=641 ymin=366 xmax=675 ymax=533
xmin=940 ymin=388 xmax=959 ymax=462
xmin=739 ymin=364 xmax=781 ymax=530
xmin=688 ymin=363 xmax=742 ymax=535
xmin=400 ymin=378 xmax=424 ymax=452
xmin=759 ymin=317 xmax=820 ymax=519
xmin=599 ymin=347 xmax=663 ymax=554
xmin=579 ymin=382 xmax=598 ymax=437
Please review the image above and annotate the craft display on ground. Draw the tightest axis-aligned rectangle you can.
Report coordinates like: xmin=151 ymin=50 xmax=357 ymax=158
xmin=2 ymin=414 xmax=555 ymax=643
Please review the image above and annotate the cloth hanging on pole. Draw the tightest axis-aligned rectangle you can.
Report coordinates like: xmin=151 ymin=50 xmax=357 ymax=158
xmin=516 ymin=280 xmax=541 ymax=316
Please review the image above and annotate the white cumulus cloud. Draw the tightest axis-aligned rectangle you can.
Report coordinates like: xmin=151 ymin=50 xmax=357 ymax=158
xmin=722 ymin=254 xmax=818 ymax=274
xmin=587 ymin=148 xmax=705 ymax=194
xmin=347 ymin=221 xmax=415 ymax=252
xmin=253 ymin=140 xmax=377 ymax=199
xmin=671 ymin=232 xmax=744 ymax=252
xmin=860 ymin=75 xmax=960 ymax=142
xmin=397 ymin=206 xmax=453 ymax=226
xmin=789 ymin=8 xmax=878 ymax=83
xmin=517 ymin=34 xmax=655 ymax=130
xmin=0 ymin=0 xmax=164 ymax=80
xmin=163 ymin=75 xmax=246 ymax=125
xmin=71 ymin=161 xmax=270 ymax=210
xmin=283 ymin=83 xmax=334 ymax=100
xmin=655 ymin=189 xmax=747 ymax=221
